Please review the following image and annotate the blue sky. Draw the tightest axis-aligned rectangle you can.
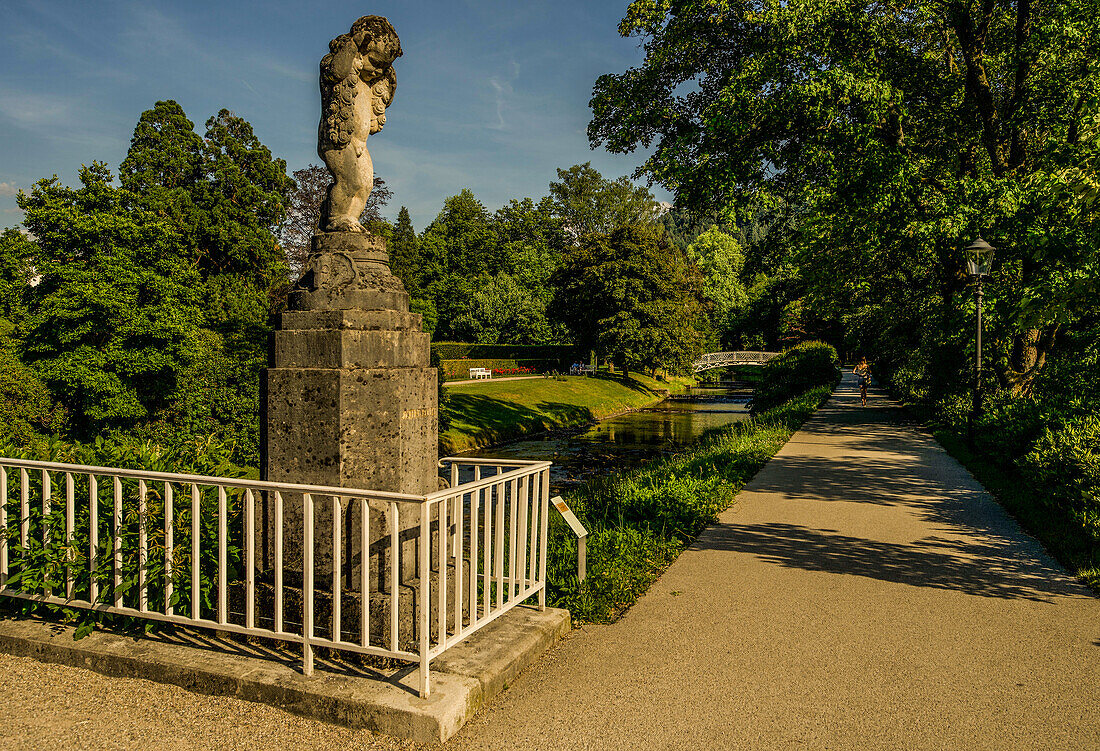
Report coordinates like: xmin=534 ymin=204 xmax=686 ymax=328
xmin=0 ymin=0 xmax=668 ymax=231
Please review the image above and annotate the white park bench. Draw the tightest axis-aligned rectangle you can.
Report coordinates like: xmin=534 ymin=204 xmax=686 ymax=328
xmin=469 ymin=367 xmax=492 ymax=380
xmin=569 ymin=364 xmax=596 ymax=376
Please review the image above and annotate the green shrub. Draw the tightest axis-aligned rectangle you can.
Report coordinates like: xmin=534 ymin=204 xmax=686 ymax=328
xmin=930 ymin=392 xmax=973 ymax=430
xmin=1021 ymin=415 xmax=1100 ymax=532
xmin=972 ymin=392 xmax=1046 ymax=464
xmin=752 ymin=341 xmax=841 ymax=412
xmin=440 ymin=358 xmax=559 ymax=380
xmin=0 ymin=345 xmax=64 ymax=442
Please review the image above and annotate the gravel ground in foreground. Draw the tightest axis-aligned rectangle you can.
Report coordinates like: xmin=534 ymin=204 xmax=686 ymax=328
xmin=0 ymin=652 xmax=423 ymax=751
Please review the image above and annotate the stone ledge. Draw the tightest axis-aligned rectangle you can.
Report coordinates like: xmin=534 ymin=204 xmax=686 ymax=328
xmin=0 ymin=604 xmax=569 ymax=744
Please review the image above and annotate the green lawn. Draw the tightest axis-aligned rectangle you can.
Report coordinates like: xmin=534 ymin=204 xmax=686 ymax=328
xmin=440 ymin=373 xmax=696 ymax=453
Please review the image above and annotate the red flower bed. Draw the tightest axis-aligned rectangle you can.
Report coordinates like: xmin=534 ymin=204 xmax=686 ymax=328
xmin=491 ymin=367 xmax=535 ymax=376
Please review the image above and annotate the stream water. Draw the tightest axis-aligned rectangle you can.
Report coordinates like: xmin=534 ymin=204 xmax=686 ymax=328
xmin=460 ymin=383 xmax=754 ymax=490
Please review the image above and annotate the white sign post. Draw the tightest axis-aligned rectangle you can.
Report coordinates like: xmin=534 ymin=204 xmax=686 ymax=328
xmin=550 ymin=496 xmax=588 ymax=583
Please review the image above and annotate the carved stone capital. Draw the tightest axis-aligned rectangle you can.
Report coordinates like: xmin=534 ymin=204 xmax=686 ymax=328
xmin=290 ymin=232 xmax=408 ymax=312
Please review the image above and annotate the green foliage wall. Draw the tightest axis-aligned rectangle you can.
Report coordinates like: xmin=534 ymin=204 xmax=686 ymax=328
xmin=2 ymin=101 xmax=292 ymax=465
xmin=551 ymin=224 xmax=706 ymax=374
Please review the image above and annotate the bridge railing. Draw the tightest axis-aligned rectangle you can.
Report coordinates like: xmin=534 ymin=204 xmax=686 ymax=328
xmin=692 ymin=351 xmax=782 ymax=372
xmin=0 ymin=455 xmax=551 ymax=699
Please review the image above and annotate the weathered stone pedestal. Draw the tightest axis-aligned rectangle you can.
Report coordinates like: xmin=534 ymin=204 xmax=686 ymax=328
xmin=262 ymin=232 xmax=437 ymax=601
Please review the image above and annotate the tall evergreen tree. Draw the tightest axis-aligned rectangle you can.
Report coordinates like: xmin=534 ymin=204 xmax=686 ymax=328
xmin=389 ymin=206 xmax=421 ymax=294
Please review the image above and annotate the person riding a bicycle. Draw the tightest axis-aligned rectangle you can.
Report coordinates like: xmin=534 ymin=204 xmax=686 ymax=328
xmin=854 ymin=356 xmax=871 ymax=406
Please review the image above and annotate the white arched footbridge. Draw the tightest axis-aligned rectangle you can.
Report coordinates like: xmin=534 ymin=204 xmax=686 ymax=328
xmin=692 ymin=351 xmax=782 ymax=373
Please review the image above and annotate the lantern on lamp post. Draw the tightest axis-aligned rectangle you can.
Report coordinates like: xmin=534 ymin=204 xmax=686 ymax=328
xmin=964 ymin=238 xmax=995 ymax=435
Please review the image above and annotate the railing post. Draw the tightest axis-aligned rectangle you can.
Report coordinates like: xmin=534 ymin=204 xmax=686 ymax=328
xmin=191 ymin=484 xmax=200 ymax=620
xmin=0 ymin=466 xmax=7 ymax=588
xmin=275 ymin=491 xmax=284 ymax=633
xmin=164 ymin=482 xmax=173 ymax=615
xmin=42 ymin=470 xmax=51 ymax=598
xmin=65 ymin=473 xmax=74 ymax=600
xmin=112 ymin=477 xmax=122 ymax=608
xmin=217 ymin=486 xmax=227 ymax=625
xmin=332 ymin=495 xmax=341 ymax=643
xmin=539 ymin=469 xmax=549 ymax=610
xmin=303 ymin=493 xmax=314 ymax=677
xmin=245 ymin=488 xmax=255 ymax=629
xmin=89 ymin=475 xmax=98 ymax=604
xmin=419 ymin=500 xmax=431 ymax=699
xmin=138 ymin=479 xmax=147 ymax=612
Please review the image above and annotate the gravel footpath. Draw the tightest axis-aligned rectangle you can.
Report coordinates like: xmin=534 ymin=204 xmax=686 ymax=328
xmin=0 ymin=651 xmax=422 ymax=751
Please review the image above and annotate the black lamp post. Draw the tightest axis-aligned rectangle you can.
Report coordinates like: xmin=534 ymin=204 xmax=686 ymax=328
xmin=965 ymin=238 xmax=995 ymax=438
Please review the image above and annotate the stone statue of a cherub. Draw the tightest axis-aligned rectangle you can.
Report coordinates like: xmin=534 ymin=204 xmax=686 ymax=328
xmin=318 ymin=15 xmax=402 ymax=233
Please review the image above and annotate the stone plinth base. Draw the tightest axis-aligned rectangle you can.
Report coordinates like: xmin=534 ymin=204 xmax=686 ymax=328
xmin=262 ymin=232 xmax=438 ymax=589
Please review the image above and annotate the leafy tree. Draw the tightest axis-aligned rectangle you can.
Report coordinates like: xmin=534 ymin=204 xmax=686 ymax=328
xmin=199 ymin=109 xmax=295 ymax=285
xmin=452 ymin=273 xmax=557 ymax=345
xmin=119 ymin=100 xmax=205 ymax=195
xmin=589 ymin=0 xmax=1100 ymax=396
xmin=493 ymin=197 xmax=568 ymax=277
xmin=421 ymin=190 xmax=498 ymax=278
xmin=17 ymin=164 xmax=207 ymax=437
xmin=0 ymin=339 xmax=62 ymax=442
xmin=116 ymin=102 xmax=295 ymax=457
xmin=551 ymin=224 xmax=705 ymax=377
xmin=419 ymin=190 xmax=499 ymax=338
xmin=687 ymin=226 xmax=748 ymax=339
xmin=548 ymin=163 xmax=659 ymax=240
xmin=120 ymin=102 xmax=295 ymax=287
xmin=280 ymin=164 xmax=393 ymax=276
xmin=0 ymin=228 xmax=35 ymax=326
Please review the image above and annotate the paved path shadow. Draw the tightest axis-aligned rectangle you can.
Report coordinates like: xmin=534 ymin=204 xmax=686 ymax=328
xmin=447 ymin=373 xmax=1100 ymax=751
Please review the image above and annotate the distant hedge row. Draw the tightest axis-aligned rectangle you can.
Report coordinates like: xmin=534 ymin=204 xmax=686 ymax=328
xmin=431 ymin=342 xmax=582 ymax=362
xmin=440 ymin=358 xmax=564 ymax=380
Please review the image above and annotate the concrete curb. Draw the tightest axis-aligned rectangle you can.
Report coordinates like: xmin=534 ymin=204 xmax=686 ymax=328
xmin=0 ymin=604 xmax=569 ymax=744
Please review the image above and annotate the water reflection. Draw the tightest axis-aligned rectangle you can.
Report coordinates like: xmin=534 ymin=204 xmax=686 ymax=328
xmin=460 ymin=386 xmax=752 ymax=489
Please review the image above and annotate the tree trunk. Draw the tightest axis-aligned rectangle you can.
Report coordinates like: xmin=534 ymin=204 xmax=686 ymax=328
xmin=1006 ymin=326 xmax=1056 ymax=396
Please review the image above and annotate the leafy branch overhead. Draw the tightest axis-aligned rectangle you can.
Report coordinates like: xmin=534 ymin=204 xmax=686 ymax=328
xmin=590 ymin=0 xmax=1100 ymax=394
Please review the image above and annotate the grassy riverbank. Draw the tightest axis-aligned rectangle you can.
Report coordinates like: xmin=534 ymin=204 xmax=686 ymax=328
xmin=440 ymin=373 xmax=696 ymax=454
xmin=546 ymin=384 xmax=834 ymax=623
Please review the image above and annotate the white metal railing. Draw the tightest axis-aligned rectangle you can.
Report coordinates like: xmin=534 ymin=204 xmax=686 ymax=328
xmin=0 ymin=455 xmax=552 ymax=699
xmin=691 ymin=351 xmax=782 ymax=373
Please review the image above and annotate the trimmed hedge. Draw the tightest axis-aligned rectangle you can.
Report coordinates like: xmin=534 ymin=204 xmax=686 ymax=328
xmin=752 ymin=341 xmax=841 ymax=412
xmin=441 ymin=358 xmax=559 ymax=380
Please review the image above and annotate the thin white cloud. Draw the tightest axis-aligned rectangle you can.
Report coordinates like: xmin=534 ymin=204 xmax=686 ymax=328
xmin=488 ymin=78 xmax=509 ymax=130
xmin=0 ymin=182 xmax=18 ymax=198
xmin=486 ymin=61 xmax=520 ymax=131
xmin=0 ymin=89 xmax=71 ymax=128
xmin=248 ymin=55 xmax=314 ymax=85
